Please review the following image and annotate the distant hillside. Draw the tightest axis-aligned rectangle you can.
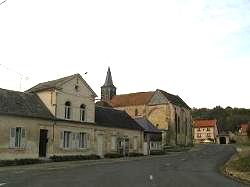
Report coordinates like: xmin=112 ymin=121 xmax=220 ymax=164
xmin=192 ymin=106 xmax=250 ymax=132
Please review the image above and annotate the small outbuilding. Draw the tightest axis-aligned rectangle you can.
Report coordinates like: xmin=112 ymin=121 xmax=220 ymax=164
xmin=134 ymin=117 xmax=162 ymax=155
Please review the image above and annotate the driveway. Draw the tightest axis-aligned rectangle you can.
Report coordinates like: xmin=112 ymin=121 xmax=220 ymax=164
xmin=0 ymin=144 xmax=248 ymax=187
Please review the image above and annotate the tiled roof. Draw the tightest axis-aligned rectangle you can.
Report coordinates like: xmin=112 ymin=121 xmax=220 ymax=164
xmin=26 ymin=74 xmax=76 ymax=92
xmin=95 ymin=101 xmax=113 ymax=108
xmin=26 ymin=74 xmax=97 ymax=97
xmin=134 ymin=117 xmax=161 ymax=133
xmin=194 ymin=119 xmax=217 ymax=128
xmin=157 ymin=90 xmax=190 ymax=109
xmin=0 ymin=88 xmax=54 ymax=119
xmin=111 ymin=92 xmax=154 ymax=107
xmin=95 ymin=106 xmax=143 ymax=131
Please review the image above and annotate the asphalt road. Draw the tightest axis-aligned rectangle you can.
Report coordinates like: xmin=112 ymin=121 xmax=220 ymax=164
xmin=0 ymin=144 xmax=248 ymax=187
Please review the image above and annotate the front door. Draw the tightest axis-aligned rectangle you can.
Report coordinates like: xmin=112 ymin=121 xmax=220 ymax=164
xmin=97 ymin=135 xmax=103 ymax=157
xmin=39 ymin=129 xmax=48 ymax=157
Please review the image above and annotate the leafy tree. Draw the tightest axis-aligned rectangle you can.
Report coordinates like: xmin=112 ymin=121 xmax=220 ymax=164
xmin=192 ymin=107 xmax=250 ymax=132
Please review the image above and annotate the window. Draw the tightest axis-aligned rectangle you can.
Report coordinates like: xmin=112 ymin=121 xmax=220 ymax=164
xmin=207 ymin=128 xmax=210 ymax=131
xmin=64 ymin=101 xmax=71 ymax=119
xmin=63 ymin=131 xmax=71 ymax=148
xmin=79 ymin=132 xmax=87 ymax=149
xmin=10 ymin=127 xmax=26 ymax=148
xmin=135 ymin=109 xmax=138 ymax=116
xmin=177 ymin=116 xmax=181 ymax=133
xmin=80 ymin=104 xmax=86 ymax=122
xmin=197 ymin=133 xmax=201 ymax=138
xmin=133 ymin=137 xmax=138 ymax=150
xmin=197 ymin=128 xmax=201 ymax=131
xmin=111 ymin=136 xmax=116 ymax=150
xmin=207 ymin=133 xmax=211 ymax=137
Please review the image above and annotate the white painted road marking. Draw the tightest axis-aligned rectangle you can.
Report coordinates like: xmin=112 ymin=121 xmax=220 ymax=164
xmin=0 ymin=183 xmax=6 ymax=186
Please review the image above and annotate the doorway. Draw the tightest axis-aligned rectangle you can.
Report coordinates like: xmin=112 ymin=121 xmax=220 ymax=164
xmin=39 ymin=129 xmax=48 ymax=157
xmin=219 ymin=137 xmax=226 ymax=144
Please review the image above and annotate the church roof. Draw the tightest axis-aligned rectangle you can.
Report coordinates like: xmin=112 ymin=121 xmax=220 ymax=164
xmin=111 ymin=91 xmax=154 ymax=107
xmin=26 ymin=74 xmax=97 ymax=97
xmin=0 ymin=88 xmax=54 ymax=119
xmin=102 ymin=67 xmax=115 ymax=87
xmin=95 ymin=106 xmax=143 ymax=131
xmin=157 ymin=89 xmax=190 ymax=109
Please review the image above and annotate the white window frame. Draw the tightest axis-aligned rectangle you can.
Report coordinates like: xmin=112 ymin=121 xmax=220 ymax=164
xmin=63 ymin=131 xmax=71 ymax=148
xmin=80 ymin=105 xmax=86 ymax=122
xmin=133 ymin=137 xmax=138 ymax=150
xmin=111 ymin=136 xmax=117 ymax=151
xmin=10 ymin=127 xmax=26 ymax=149
xmin=79 ymin=132 xmax=87 ymax=149
xmin=64 ymin=102 xmax=71 ymax=119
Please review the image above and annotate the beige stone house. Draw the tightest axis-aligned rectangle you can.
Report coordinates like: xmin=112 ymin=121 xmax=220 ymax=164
xmin=0 ymin=74 xmax=143 ymax=160
xmin=100 ymin=68 xmax=193 ymax=146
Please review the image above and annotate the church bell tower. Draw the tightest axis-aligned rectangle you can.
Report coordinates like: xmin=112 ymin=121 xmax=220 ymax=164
xmin=101 ymin=67 xmax=116 ymax=103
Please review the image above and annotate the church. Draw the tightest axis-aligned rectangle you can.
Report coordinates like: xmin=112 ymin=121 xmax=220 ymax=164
xmin=99 ymin=67 xmax=193 ymax=146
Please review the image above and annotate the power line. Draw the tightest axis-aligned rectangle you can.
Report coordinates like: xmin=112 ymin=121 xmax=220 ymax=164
xmin=0 ymin=0 xmax=7 ymax=6
xmin=0 ymin=63 xmax=30 ymax=91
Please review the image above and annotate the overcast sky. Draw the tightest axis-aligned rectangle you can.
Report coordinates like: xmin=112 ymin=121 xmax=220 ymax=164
xmin=0 ymin=0 xmax=250 ymax=109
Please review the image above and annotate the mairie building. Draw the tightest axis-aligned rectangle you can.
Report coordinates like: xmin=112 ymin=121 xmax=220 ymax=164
xmin=0 ymin=73 xmax=144 ymax=160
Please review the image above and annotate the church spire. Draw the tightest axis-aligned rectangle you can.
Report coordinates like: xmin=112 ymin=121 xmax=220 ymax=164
xmin=103 ymin=67 xmax=114 ymax=87
xmin=101 ymin=67 xmax=116 ymax=103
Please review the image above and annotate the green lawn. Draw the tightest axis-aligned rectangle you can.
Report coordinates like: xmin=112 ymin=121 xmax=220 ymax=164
xmin=230 ymin=156 xmax=250 ymax=172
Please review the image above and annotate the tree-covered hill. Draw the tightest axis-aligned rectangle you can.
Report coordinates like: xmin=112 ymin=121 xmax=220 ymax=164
xmin=192 ymin=106 xmax=250 ymax=132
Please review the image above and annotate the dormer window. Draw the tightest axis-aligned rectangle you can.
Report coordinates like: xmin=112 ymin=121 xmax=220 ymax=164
xmin=80 ymin=104 xmax=86 ymax=122
xmin=65 ymin=101 xmax=71 ymax=119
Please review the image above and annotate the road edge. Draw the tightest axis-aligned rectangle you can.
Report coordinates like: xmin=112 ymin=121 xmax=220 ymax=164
xmin=220 ymin=150 xmax=250 ymax=185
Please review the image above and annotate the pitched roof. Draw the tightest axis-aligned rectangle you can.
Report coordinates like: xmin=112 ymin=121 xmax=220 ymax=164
xmin=194 ymin=119 xmax=217 ymax=128
xmin=111 ymin=91 xmax=154 ymax=107
xmin=26 ymin=74 xmax=97 ymax=97
xmin=95 ymin=101 xmax=113 ymax=108
xmin=95 ymin=106 xmax=143 ymax=131
xmin=157 ymin=89 xmax=190 ymax=109
xmin=102 ymin=67 xmax=115 ymax=87
xmin=134 ymin=117 xmax=161 ymax=133
xmin=0 ymin=88 xmax=54 ymax=119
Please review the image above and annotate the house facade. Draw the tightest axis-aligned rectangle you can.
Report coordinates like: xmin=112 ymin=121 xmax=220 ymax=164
xmin=193 ymin=119 xmax=219 ymax=143
xmin=100 ymin=68 xmax=193 ymax=147
xmin=239 ymin=123 xmax=250 ymax=136
xmin=0 ymin=74 xmax=143 ymax=160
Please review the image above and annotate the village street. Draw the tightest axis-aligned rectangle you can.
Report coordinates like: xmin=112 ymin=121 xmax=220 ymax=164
xmin=0 ymin=144 xmax=248 ymax=187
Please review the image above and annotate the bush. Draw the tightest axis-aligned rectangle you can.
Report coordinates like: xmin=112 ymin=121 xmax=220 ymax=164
xmin=0 ymin=159 xmax=42 ymax=167
xmin=104 ymin=153 xmax=123 ymax=158
xmin=128 ymin=152 xmax=144 ymax=157
xmin=50 ymin=154 xmax=100 ymax=162
xmin=150 ymin=150 xmax=165 ymax=155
